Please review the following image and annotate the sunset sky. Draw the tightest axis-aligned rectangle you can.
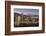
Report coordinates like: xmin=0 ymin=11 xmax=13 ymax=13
xmin=14 ymin=8 xmax=39 ymax=15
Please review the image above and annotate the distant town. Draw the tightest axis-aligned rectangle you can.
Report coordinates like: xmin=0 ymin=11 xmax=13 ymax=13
xmin=14 ymin=13 xmax=39 ymax=27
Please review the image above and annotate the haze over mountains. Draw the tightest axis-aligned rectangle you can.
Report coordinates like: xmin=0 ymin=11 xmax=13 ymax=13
xmin=14 ymin=8 xmax=39 ymax=16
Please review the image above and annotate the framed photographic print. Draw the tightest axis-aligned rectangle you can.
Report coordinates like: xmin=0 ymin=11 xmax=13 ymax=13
xmin=5 ymin=1 xmax=45 ymax=35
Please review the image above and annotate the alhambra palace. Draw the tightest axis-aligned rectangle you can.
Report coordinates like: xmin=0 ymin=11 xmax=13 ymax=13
xmin=14 ymin=13 xmax=39 ymax=27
